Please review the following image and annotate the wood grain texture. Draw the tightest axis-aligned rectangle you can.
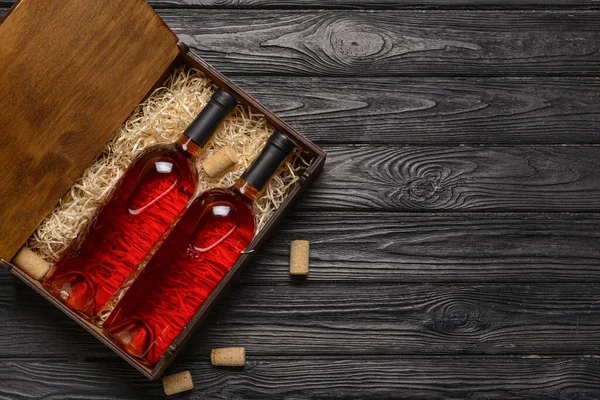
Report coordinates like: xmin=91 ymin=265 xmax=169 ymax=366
xmin=6 ymin=213 xmax=598 ymax=286
xmin=1 ymin=357 xmax=600 ymax=399
xmin=0 ymin=359 xmax=162 ymax=399
xmin=4 ymin=273 xmax=600 ymax=357
xmin=250 ymin=212 xmax=600 ymax=283
xmin=232 ymin=77 xmax=600 ymax=144
xmin=1 ymin=212 xmax=600 ymax=357
xmin=148 ymin=1 xmax=600 ymax=8
xmin=158 ymin=9 xmax=600 ymax=77
xmin=186 ymin=283 xmax=600 ymax=356
xmin=2 ymin=61 xmax=597 ymax=143
xmin=303 ymin=145 xmax=600 ymax=211
xmin=2 ymin=0 xmax=600 ymax=397
xmin=4 ymin=1 xmax=600 ymax=9
xmin=0 ymin=0 xmax=179 ymax=260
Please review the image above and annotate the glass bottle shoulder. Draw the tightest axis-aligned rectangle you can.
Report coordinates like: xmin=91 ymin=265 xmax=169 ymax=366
xmin=185 ymin=187 xmax=256 ymax=233
xmin=195 ymin=187 xmax=253 ymax=210
xmin=129 ymin=142 xmax=199 ymax=183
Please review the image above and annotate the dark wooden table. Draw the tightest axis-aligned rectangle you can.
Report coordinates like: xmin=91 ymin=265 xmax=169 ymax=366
xmin=2 ymin=1 xmax=600 ymax=398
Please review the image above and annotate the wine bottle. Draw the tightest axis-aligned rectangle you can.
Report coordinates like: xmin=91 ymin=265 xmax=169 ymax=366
xmin=43 ymin=90 xmax=238 ymax=319
xmin=103 ymin=131 xmax=295 ymax=365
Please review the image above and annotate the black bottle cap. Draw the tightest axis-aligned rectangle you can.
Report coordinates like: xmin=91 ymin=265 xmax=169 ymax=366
xmin=211 ymin=89 xmax=239 ymax=110
xmin=183 ymin=89 xmax=237 ymax=147
xmin=241 ymin=131 xmax=296 ymax=191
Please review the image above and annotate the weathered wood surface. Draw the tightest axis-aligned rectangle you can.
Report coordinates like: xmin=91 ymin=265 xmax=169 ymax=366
xmin=0 ymin=44 xmax=598 ymax=145
xmin=2 ymin=1 xmax=600 ymax=398
xmin=252 ymin=212 xmax=600 ymax=282
xmin=4 ymin=274 xmax=600 ymax=357
xmin=234 ymin=77 xmax=600 ymax=145
xmin=4 ymin=1 xmax=600 ymax=8
xmin=303 ymin=146 xmax=600 ymax=211
xmin=2 ymin=357 xmax=600 ymax=399
xmin=150 ymin=1 xmax=600 ymax=8
xmin=2 ymin=212 xmax=600 ymax=358
xmin=157 ymin=9 xmax=600 ymax=77
xmin=14 ymin=211 xmax=597 ymax=285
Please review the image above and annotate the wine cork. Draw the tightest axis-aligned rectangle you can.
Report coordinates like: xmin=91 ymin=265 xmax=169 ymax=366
xmin=11 ymin=247 xmax=51 ymax=281
xmin=162 ymin=370 xmax=194 ymax=396
xmin=203 ymin=146 xmax=239 ymax=178
xmin=211 ymin=347 xmax=246 ymax=367
xmin=290 ymin=240 xmax=309 ymax=276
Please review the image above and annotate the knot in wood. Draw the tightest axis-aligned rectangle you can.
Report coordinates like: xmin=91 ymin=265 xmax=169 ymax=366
xmin=403 ymin=170 xmax=446 ymax=204
xmin=425 ymin=300 xmax=488 ymax=334
xmin=407 ymin=178 xmax=438 ymax=201
xmin=330 ymin=24 xmax=386 ymax=60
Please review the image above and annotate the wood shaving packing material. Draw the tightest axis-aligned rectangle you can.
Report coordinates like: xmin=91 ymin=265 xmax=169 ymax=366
xmin=28 ymin=67 xmax=310 ymax=264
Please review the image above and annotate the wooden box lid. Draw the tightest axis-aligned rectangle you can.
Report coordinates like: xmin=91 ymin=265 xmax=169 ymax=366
xmin=0 ymin=0 xmax=180 ymax=260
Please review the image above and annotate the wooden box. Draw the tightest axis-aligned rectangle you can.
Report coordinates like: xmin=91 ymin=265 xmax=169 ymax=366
xmin=0 ymin=0 xmax=325 ymax=380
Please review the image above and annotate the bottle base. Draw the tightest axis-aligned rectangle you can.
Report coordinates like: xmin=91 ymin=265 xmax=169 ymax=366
xmin=43 ymin=271 xmax=96 ymax=318
xmin=106 ymin=318 xmax=155 ymax=362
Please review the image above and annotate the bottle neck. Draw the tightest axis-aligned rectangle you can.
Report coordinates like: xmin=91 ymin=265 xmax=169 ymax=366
xmin=177 ymin=135 xmax=201 ymax=159
xmin=233 ymin=179 xmax=259 ymax=203
xmin=233 ymin=131 xmax=295 ymax=203
xmin=183 ymin=91 xmax=237 ymax=148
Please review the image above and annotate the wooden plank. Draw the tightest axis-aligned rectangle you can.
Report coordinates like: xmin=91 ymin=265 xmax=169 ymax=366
xmin=302 ymin=145 xmax=600 ymax=211
xmin=4 ymin=1 xmax=600 ymax=9
xmin=0 ymin=359 xmax=161 ymax=398
xmin=185 ymin=283 xmax=600 ymax=356
xmin=7 ymin=1 xmax=600 ymax=9
xmin=149 ymin=1 xmax=600 ymax=8
xmin=1 ymin=357 xmax=600 ymax=398
xmin=0 ymin=0 xmax=179 ymax=260
xmin=250 ymin=212 xmax=600 ymax=283
xmin=157 ymin=9 xmax=600 ymax=77
xmin=4 ymin=271 xmax=600 ymax=356
xmin=232 ymin=77 xmax=600 ymax=145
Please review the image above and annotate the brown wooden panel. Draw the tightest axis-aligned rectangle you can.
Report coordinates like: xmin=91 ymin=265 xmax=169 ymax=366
xmin=0 ymin=0 xmax=179 ymax=260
